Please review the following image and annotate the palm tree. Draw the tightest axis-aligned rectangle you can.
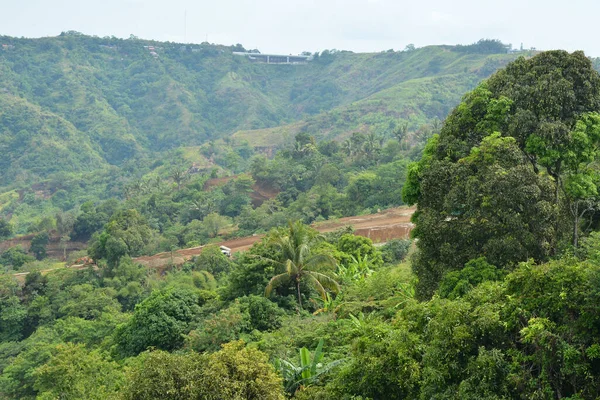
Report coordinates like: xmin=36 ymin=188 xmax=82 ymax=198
xmin=342 ymin=139 xmax=354 ymax=157
xmin=264 ymin=221 xmax=340 ymax=309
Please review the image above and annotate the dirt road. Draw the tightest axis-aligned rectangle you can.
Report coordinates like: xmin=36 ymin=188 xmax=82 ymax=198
xmin=133 ymin=206 xmax=415 ymax=269
xmin=10 ymin=206 xmax=415 ymax=280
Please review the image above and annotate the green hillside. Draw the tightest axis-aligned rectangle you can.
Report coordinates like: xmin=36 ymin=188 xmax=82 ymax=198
xmin=4 ymin=50 xmax=600 ymax=400
xmin=0 ymin=33 xmax=527 ymax=187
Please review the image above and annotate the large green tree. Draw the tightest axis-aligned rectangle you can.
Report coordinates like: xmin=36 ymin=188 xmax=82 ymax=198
xmin=114 ymin=287 xmax=200 ymax=357
xmin=88 ymin=209 xmax=154 ymax=266
xmin=404 ymin=51 xmax=600 ymax=298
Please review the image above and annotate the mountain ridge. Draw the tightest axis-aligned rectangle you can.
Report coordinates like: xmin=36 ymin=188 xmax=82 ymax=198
xmin=0 ymin=34 xmax=531 ymax=187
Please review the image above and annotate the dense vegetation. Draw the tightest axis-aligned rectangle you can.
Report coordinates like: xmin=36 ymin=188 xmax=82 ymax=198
xmin=4 ymin=40 xmax=600 ymax=399
xmin=404 ymin=50 xmax=600 ymax=298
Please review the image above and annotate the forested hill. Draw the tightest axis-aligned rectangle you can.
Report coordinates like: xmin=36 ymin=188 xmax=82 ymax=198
xmin=0 ymin=33 xmax=525 ymax=186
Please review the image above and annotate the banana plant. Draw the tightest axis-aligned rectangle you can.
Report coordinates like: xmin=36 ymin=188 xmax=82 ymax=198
xmin=276 ymin=339 xmax=344 ymax=395
xmin=311 ymin=292 xmax=342 ymax=315
xmin=336 ymin=254 xmax=375 ymax=283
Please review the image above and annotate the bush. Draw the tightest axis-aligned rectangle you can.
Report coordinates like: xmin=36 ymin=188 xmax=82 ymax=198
xmin=238 ymin=295 xmax=285 ymax=332
xmin=337 ymin=234 xmax=383 ymax=268
xmin=194 ymin=244 xmax=233 ymax=277
xmin=114 ymin=287 xmax=201 ymax=356
xmin=381 ymin=239 xmax=411 ymax=264
xmin=0 ymin=246 xmax=35 ymax=270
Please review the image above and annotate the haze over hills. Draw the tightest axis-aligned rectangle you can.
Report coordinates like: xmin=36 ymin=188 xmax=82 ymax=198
xmin=0 ymin=33 xmax=530 ymax=187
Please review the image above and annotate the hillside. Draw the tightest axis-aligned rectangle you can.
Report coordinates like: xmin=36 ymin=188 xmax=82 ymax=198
xmin=3 ymin=27 xmax=600 ymax=398
xmin=0 ymin=34 xmax=527 ymax=187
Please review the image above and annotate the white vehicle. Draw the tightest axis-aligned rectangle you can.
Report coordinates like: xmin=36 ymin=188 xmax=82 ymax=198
xmin=220 ymin=246 xmax=231 ymax=257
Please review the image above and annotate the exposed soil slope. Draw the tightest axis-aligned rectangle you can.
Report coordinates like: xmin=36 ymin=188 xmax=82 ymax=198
xmin=134 ymin=206 xmax=415 ymax=269
xmin=10 ymin=206 xmax=415 ymax=281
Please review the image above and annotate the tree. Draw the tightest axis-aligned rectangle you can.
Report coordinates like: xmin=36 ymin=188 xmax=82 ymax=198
xmin=202 ymin=341 xmax=285 ymax=400
xmin=88 ymin=209 xmax=154 ymax=266
xmin=169 ymin=165 xmax=188 ymax=191
xmin=404 ymin=51 xmax=600 ymax=297
xmin=410 ymin=133 xmax=556 ymax=297
xmin=30 ymin=232 xmax=49 ymax=261
xmin=0 ymin=275 xmax=27 ymax=342
xmin=0 ymin=218 xmax=13 ymax=239
xmin=381 ymin=239 xmax=411 ymax=264
xmin=336 ymin=234 xmax=383 ymax=268
xmin=114 ymin=287 xmax=201 ymax=356
xmin=220 ymin=175 xmax=255 ymax=217
xmin=32 ymin=343 xmax=123 ymax=399
xmin=437 ymin=257 xmax=503 ymax=299
xmin=0 ymin=246 xmax=35 ymax=270
xmin=71 ymin=202 xmax=109 ymax=241
xmin=121 ymin=350 xmax=206 ymax=400
xmin=202 ymin=212 xmax=230 ymax=238
xmin=264 ymin=221 xmax=340 ymax=309
xmin=557 ymin=113 xmax=600 ymax=248
xmin=56 ymin=212 xmax=76 ymax=260
xmin=345 ymin=172 xmax=377 ymax=209
xmin=194 ymin=244 xmax=233 ymax=277
xmin=394 ymin=122 xmax=409 ymax=149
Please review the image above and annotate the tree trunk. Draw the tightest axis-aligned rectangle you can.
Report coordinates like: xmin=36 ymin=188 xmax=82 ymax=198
xmin=296 ymin=278 xmax=302 ymax=310
xmin=573 ymin=204 xmax=579 ymax=250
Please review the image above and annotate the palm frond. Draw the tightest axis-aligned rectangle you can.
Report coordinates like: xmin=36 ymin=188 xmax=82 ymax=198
xmin=305 ymin=273 xmax=328 ymax=299
xmin=305 ymin=253 xmax=337 ymax=270
xmin=307 ymin=271 xmax=340 ymax=294
xmin=285 ymin=259 xmax=299 ymax=275
xmin=265 ymin=273 xmax=291 ymax=297
xmin=297 ymin=243 xmax=311 ymax=265
xmin=250 ymin=254 xmax=284 ymax=268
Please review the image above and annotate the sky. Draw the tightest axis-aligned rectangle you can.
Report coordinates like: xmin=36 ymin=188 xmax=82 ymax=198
xmin=1 ymin=0 xmax=597 ymax=56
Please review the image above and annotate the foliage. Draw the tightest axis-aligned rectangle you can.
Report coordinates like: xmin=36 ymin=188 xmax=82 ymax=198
xmin=407 ymin=51 xmax=600 ymax=297
xmin=4 ymin=45 xmax=600 ymax=400
xmin=88 ymin=209 xmax=155 ymax=266
xmin=188 ymin=295 xmax=284 ymax=352
xmin=32 ymin=343 xmax=124 ymax=400
xmin=0 ymin=219 xmax=12 ymax=239
xmin=336 ymin=234 xmax=383 ymax=268
xmin=0 ymin=275 xmax=27 ymax=342
xmin=276 ymin=338 xmax=344 ymax=395
xmin=29 ymin=232 xmax=49 ymax=261
xmin=0 ymin=246 xmax=34 ymax=270
xmin=453 ymin=39 xmax=509 ymax=54
xmin=437 ymin=257 xmax=504 ymax=299
xmin=187 ymin=301 xmax=251 ymax=352
xmin=202 ymin=212 xmax=232 ymax=238
xmin=380 ymin=239 xmax=411 ymax=265
xmin=121 ymin=350 xmax=206 ymax=400
xmin=336 ymin=255 xmax=375 ymax=283
xmin=239 ymin=295 xmax=285 ymax=332
xmin=114 ymin=287 xmax=201 ymax=356
xmin=224 ymin=241 xmax=279 ymax=300
xmin=202 ymin=341 xmax=285 ymax=400
xmin=264 ymin=221 xmax=340 ymax=309
xmin=195 ymin=244 xmax=233 ymax=277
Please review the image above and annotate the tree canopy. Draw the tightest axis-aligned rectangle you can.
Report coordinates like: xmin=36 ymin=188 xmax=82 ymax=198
xmin=404 ymin=50 xmax=600 ymax=298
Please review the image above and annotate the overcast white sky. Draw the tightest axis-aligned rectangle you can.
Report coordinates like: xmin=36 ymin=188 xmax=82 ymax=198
xmin=1 ymin=0 xmax=597 ymax=56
